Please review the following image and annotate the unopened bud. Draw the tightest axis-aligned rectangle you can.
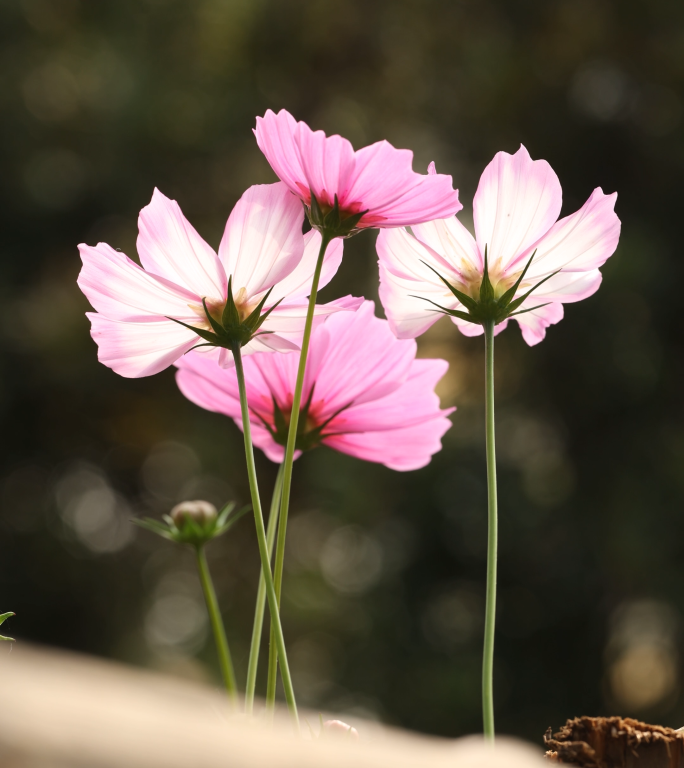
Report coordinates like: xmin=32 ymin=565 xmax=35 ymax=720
xmin=170 ymin=500 xmax=217 ymax=528
xmin=322 ymin=719 xmax=359 ymax=740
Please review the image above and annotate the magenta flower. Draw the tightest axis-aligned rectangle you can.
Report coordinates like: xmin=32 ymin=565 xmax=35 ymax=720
xmin=78 ymin=182 xmax=360 ymax=377
xmin=175 ymin=301 xmax=454 ymax=471
xmin=377 ymin=146 xmax=621 ymax=345
xmin=254 ymin=109 xmax=462 ymax=233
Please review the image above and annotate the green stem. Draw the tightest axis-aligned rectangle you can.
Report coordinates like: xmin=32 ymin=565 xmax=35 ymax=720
xmin=482 ymin=320 xmax=498 ymax=741
xmin=244 ymin=463 xmax=284 ymax=714
xmin=231 ymin=341 xmax=299 ymax=728
xmin=195 ymin=545 xmax=238 ymax=707
xmin=266 ymin=231 xmax=333 ymax=709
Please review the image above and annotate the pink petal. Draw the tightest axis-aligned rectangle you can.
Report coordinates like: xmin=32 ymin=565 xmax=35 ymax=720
xmin=511 ymin=188 xmax=620 ymax=279
xmin=269 ymin=230 xmax=344 ymax=301
xmin=341 ymin=140 xmax=462 ymax=227
xmin=411 ymin=215 xmax=482 ymax=274
xmin=309 ymin=302 xmax=416 ymax=415
xmin=255 ymin=109 xmax=462 ymax=228
xmin=473 ymin=145 xmax=562 ymax=272
xmin=217 ymin=182 xmax=305 ymax=297
xmin=87 ymin=313 xmax=198 ymax=378
xmin=513 ymin=302 xmax=564 ymax=346
xmin=324 ymin=418 xmax=452 ymax=471
xmin=532 ymin=269 xmax=603 ymax=304
xmin=450 ymin=317 xmax=509 ymax=338
xmin=137 ymin=189 xmax=227 ymax=300
xmin=260 ymin=295 xmax=364 ymax=340
xmin=77 ymin=242 xmax=200 ymax=322
xmin=377 ymin=228 xmax=459 ymax=339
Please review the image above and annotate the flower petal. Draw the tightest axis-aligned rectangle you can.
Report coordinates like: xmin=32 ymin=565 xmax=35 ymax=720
xmin=255 ymin=109 xmax=462 ymax=228
xmin=532 ymin=269 xmax=603 ymax=304
xmin=513 ymin=301 xmax=564 ymax=346
xmin=218 ymin=182 xmax=305 ymax=296
xmin=377 ymin=228 xmax=460 ymax=339
xmin=269 ymin=230 xmax=344 ymax=301
xmin=511 ymin=188 xmax=620 ymax=279
xmin=137 ymin=189 xmax=226 ymax=300
xmin=78 ymin=242 xmax=201 ymax=322
xmin=473 ymin=145 xmax=562 ymax=271
xmin=87 ymin=313 xmax=198 ymax=378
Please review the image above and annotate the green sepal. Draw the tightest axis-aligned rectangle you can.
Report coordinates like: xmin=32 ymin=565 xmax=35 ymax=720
xmin=133 ymin=500 xmax=249 ymax=548
xmin=0 ymin=612 xmax=15 ymax=642
xmin=307 ymin=192 xmax=368 ymax=239
xmin=413 ymin=244 xmax=560 ymax=329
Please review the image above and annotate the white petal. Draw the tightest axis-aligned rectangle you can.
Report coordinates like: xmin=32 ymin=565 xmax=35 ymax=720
xmin=137 ymin=189 xmax=226 ymax=300
xmin=218 ymin=183 xmax=305 ymax=297
xmin=473 ymin=145 xmax=562 ymax=272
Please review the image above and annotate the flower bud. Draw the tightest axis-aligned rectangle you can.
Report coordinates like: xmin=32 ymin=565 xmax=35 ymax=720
xmin=322 ymin=719 xmax=359 ymax=740
xmin=170 ymin=500 xmax=217 ymax=528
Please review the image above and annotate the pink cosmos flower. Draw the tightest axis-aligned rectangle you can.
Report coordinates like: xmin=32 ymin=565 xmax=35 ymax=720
xmin=78 ymin=182 xmax=361 ymax=377
xmin=322 ymin=720 xmax=360 ymax=740
xmin=254 ymin=109 xmax=462 ymax=230
xmin=377 ymin=146 xmax=621 ymax=345
xmin=175 ymin=301 xmax=454 ymax=471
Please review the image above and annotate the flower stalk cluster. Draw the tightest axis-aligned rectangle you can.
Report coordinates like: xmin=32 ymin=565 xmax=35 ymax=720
xmin=76 ymin=109 xmax=620 ymax=740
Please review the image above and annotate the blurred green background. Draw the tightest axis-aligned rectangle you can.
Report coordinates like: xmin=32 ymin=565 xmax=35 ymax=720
xmin=2 ymin=0 xmax=684 ymax=744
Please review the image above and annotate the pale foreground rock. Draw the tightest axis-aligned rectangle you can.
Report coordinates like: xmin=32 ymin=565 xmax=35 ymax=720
xmin=0 ymin=643 xmax=544 ymax=768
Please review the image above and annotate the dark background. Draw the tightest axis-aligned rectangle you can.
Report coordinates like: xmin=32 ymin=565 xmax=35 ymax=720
xmin=1 ymin=0 xmax=683 ymax=744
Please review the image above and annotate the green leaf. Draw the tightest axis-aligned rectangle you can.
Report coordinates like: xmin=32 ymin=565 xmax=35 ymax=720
xmin=216 ymin=501 xmax=237 ymax=528
xmin=132 ymin=518 xmax=175 ymax=540
xmin=215 ymin=504 xmax=251 ymax=536
xmin=222 ymin=275 xmax=241 ymax=329
xmin=0 ymin=612 xmax=15 ymax=642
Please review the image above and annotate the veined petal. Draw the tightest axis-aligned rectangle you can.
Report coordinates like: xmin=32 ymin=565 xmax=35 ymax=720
xmin=324 ymin=417 xmax=452 ymax=471
xmin=512 ymin=188 xmax=620 ymax=278
xmin=342 ymin=142 xmax=462 ymax=227
xmin=254 ymin=110 xmax=319 ymax=202
xmin=513 ymin=301 xmax=564 ymax=346
xmin=137 ymin=189 xmax=226 ymax=300
xmin=262 ymin=296 xmax=364 ymax=338
xmin=311 ymin=302 xmax=415 ymax=416
xmin=255 ymin=109 xmax=461 ymax=228
xmin=88 ymin=313 xmax=198 ymax=378
xmin=78 ymin=242 xmax=201 ymax=322
xmin=377 ymin=228 xmax=460 ymax=339
xmin=269 ymin=230 xmax=344 ymax=301
xmin=218 ymin=182 xmax=305 ymax=297
xmin=532 ymin=269 xmax=602 ymax=304
xmin=450 ymin=317 xmax=509 ymax=338
xmin=411 ymin=215 xmax=482 ymax=275
xmin=474 ymin=145 xmax=562 ymax=271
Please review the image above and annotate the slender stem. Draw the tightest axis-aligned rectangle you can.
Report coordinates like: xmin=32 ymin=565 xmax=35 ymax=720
xmin=244 ymin=463 xmax=284 ymax=714
xmin=266 ymin=231 xmax=333 ymax=709
xmin=482 ymin=319 xmax=498 ymax=741
xmin=195 ymin=545 xmax=238 ymax=707
xmin=231 ymin=341 xmax=299 ymax=728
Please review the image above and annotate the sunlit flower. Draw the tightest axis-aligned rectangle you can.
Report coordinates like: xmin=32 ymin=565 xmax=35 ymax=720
xmin=254 ymin=109 xmax=462 ymax=235
xmin=377 ymin=146 xmax=621 ymax=345
xmin=78 ymin=183 xmax=360 ymax=377
xmin=322 ymin=720 xmax=360 ymax=740
xmin=175 ymin=301 xmax=454 ymax=471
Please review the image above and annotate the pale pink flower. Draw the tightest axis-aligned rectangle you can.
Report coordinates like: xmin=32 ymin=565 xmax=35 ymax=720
xmin=322 ymin=719 xmax=360 ymax=740
xmin=377 ymin=146 xmax=621 ymax=345
xmin=78 ymin=183 xmax=360 ymax=377
xmin=175 ymin=301 xmax=454 ymax=471
xmin=254 ymin=109 xmax=462 ymax=230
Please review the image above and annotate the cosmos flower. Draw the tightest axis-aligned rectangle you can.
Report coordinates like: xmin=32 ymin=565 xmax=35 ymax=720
xmin=377 ymin=146 xmax=621 ymax=345
xmin=175 ymin=301 xmax=454 ymax=471
xmin=254 ymin=109 xmax=462 ymax=234
xmin=78 ymin=182 xmax=360 ymax=377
